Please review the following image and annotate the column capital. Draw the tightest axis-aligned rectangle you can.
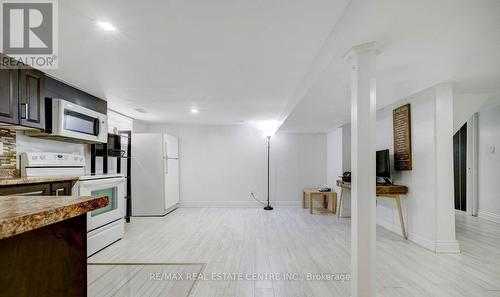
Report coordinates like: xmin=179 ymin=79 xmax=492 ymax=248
xmin=343 ymin=41 xmax=380 ymax=60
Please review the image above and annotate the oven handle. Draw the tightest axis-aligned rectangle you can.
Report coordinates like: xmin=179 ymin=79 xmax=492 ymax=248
xmin=17 ymin=190 xmax=44 ymax=196
xmin=93 ymin=118 xmax=100 ymax=136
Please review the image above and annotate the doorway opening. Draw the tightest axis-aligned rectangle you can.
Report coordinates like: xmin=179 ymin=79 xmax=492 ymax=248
xmin=453 ymin=122 xmax=467 ymax=212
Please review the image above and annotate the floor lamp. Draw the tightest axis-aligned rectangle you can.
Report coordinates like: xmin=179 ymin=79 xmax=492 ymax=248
xmin=257 ymin=120 xmax=279 ymax=211
xmin=264 ymin=135 xmax=273 ymax=210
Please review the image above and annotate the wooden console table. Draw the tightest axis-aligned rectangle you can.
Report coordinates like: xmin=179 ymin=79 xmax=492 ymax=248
xmin=336 ymin=180 xmax=409 ymax=240
xmin=302 ymin=189 xmax=337 ymax=215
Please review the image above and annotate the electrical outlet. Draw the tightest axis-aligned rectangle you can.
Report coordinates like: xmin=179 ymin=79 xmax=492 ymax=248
xmin=489 ymin=145 xmax=496 ymax=154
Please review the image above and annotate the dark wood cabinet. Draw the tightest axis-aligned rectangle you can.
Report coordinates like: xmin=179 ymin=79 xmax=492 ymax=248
xmin=0 ymin=181 xmax=73 ymax=196
xmin=19 ymin=68 xmax=45 ymax=129
xmin=0 ymin=63 xmax=46 ymax=130
xmin=0 ymin=68 xmax=19 ymax=125
xmin=44 ymin=76 xmax=107 ymax=114
xmin=0 ymin=183 xmax=51 ymax=196
xmin=50 ymin=181 xmax=73 ymax=196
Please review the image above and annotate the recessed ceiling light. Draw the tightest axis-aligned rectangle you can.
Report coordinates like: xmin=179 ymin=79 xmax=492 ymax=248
xmin=190 ymin=108 xmax=199 ymax=114
xmin=97 ymin=21 xmax=117 ymax=32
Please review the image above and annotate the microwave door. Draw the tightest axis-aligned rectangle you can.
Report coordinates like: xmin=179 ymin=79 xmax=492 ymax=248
xmin=52 ymin=98 xmax=108 ymax=143
xmin=64 ymin=110 xmax=99 ymax=136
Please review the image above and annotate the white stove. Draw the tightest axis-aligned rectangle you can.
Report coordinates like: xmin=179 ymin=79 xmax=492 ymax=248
xmin=20 ymin=152 xmax=125 ymax=256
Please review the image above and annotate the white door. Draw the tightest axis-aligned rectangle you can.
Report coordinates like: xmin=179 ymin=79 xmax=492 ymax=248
xmin=132 ymin=133 xmax=166 ymax=216
xmin=165 ymin=159 xmax=180 ymax=209
xmin=163 ymin=134 xmax=179 ymax=159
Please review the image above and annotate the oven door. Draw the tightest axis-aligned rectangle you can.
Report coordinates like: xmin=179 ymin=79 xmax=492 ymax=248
xmin=78 ymin=177 xmax=125 ymax=231
xmin=53 ymin=99 xmax=108 ymax=143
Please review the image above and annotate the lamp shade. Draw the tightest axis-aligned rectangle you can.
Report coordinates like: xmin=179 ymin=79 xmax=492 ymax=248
xmin=256 ymin=120 xmax=280 ymax=137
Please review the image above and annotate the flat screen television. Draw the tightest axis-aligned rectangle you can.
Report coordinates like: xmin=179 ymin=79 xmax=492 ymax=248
xmin=376 ymin=149 xmax=391 ymax=178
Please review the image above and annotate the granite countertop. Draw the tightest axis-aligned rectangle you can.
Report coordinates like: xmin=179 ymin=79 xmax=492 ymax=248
xmin=0 ymin=176 xmax=79 ymax=186
xmin=0 ymin=195 xmax=108 ymax=240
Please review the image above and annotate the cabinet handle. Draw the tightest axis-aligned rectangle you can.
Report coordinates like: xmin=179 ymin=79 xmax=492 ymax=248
xmin=21 ymin=103 xmax=29 ymax=119
xmin=55 ymin=188 xmax=64 ymax=196
xmin=17 ymin=190 xmax=44 ymax=196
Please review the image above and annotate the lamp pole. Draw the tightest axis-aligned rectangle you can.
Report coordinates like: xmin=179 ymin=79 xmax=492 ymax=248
xmin=264 ymin=135 xmax=273 ymax=210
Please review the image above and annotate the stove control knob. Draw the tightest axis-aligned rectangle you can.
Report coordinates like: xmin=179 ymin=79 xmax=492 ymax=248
xmin=74 ymin=156 xmax=78 ymax=161
xmin=79 ymin=157 xmax=84 ymax=161
xmin=40 ymin=155 xmax=46 ymax=160
xmin=32 ymin=155 xmax=38 ymax=160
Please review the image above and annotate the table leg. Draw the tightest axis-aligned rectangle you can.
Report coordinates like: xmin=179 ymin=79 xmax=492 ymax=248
xmin=337 ymin=189 xmax=343 ymax=218
xmin=395 ymin=196 xmax=408 ymax=240
xmin=303 ymin=192 xmax=306 ymax=209
xmin=331 ymin=193 xmax=337 ymax=214
xmin=309 ymin=193 xmax=313 ymax=214
xmin=323 ymin=195 xmax=328 ymax=208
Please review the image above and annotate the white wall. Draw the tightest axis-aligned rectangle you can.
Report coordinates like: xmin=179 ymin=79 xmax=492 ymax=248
xmin=453 ymin=93 xmax=491 ymax=133
xmin=326 ymin=124 xmax=351 ymax=215
xmin=273 ymin=132 xmax=327 ymax=206
xmin=342 ymin=124 xmax=351 ymax=171
xmin=327 ymin=128 xmax=342 ymax=191
xmin=375 ymin=87 xmax=438 ymax=250
xmin=478 ymin=105 xmax=500 ymax=222
xmin=135 ymin=123 xmax=327 ymax=207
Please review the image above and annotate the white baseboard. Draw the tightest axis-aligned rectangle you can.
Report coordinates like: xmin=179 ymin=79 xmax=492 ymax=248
xmin=376 ymin=217 xmax=436 ymax=252
xmin=434 ymin=240 xmax=461 ymax=254
xmin=478 ymin=210 xmax=500 ymax=224
xmin=180 ymin=200 xmax=301 ymax=208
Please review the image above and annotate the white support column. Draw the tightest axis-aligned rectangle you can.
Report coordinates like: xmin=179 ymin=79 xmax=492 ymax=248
xmin=345 ymin=42 xmax=378 ymax=297
xmin=434 ymin=83 xmax=460 ymax=253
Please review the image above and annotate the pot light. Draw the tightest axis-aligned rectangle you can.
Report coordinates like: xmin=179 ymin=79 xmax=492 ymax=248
xmin=134 ymin=108 xmax=147 ymax=114
xmin=97 ymin=21 xmax=117 ymax=32
xmin=190 ymin=108 xmax=199 ymax=114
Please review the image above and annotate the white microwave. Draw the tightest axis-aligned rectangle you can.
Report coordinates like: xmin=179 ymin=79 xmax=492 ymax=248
xmin=50 ymin=98 xmax=108 ymax=143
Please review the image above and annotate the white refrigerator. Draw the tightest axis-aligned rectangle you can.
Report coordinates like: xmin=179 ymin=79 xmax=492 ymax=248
xmin=131 ymin=133 xmax=180 ymax=216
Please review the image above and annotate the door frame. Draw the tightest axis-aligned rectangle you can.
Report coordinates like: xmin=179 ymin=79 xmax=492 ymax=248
xmin=466 ymin=113 xmax=479 ymax=216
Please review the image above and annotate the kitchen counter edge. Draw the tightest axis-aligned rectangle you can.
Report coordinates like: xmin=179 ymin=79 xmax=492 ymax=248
xmin=0 ymin=195 xmax=108 ymax=240
xmin=0 ymin=176 xmax=80 ymax=186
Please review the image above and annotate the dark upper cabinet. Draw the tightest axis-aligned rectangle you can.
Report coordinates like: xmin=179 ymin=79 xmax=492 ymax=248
xmin=19 ymin=68 xmax=45 ymax=129
xmin=0 ymin=55 xmax=106 ymax=130
xmin=0 ymin=62 xmax=46 ymax=130
xmin=0 ymin=68 xmax=19 ymax=125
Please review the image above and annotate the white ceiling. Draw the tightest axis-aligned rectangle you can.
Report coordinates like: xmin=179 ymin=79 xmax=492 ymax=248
xmin=280 ymin=0 xmax=500 ymax=132
xmin=46 ymin=0 xmax=500 ymax=132
xmin=45 ymin=0 xmax=350 ymax=125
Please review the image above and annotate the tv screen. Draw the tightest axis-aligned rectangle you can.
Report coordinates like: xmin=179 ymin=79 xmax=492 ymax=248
xmin=376 ymin=149 xmax=390 ymax=178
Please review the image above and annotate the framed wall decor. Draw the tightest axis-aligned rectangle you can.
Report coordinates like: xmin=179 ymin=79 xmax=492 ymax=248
xmin=393 ymin=104 xmax=412 ymax=170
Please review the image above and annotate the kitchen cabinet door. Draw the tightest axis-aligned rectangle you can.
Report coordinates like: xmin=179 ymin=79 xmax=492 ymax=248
xmin=0 ymin=68 xmax=19 ymax=125
xmin=0 ymin=183 xmax=51 ymax=196
xmin=19 ymin=68 xmax=45 ymax=129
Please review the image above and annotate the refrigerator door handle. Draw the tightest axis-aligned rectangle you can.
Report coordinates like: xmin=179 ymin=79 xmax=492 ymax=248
xmin=165 ymin=157 xmax=169 ymax=175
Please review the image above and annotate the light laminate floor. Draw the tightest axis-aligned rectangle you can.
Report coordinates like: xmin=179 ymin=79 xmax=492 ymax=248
xmin=88 ymin=208 xmax=500 ymax=297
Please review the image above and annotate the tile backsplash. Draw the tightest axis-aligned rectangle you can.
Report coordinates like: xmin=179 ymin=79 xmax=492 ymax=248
xmin=0 ymin=128 xmax=18 ymax=177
